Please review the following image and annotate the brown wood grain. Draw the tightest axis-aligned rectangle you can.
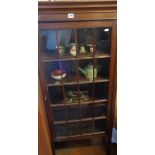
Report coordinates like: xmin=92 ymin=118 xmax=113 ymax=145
xmin=106 ymin=21 xmax=117 ymax=155
xmin=39 ymin=12 xmax=116 ymax=22
xmin=56 ymin=145 xmax=106 ymax=155
xmin=39 ymin=20 xmax=114 ymax=30
xmin=38 ymin=1 xmax=117 ymax=16
xmin=38 ymin=1 xmax=117 ymax=10
xmin=38 ymin=36 xmax=56 ymax=154
xmin=38 ymin=79 xmax=53 ymax=155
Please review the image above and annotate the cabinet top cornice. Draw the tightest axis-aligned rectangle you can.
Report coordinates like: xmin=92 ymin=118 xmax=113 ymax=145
xmin=38 ymin=0 xmax=117 ymax=13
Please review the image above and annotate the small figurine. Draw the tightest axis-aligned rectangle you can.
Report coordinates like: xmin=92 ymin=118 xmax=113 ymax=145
xmin=79 ymin=46 xmax=86 ymax=54
xmin=90 ymin=46 xmax=94 ymax=53
xmin=58 ymin=45 xmax=65 ymax=55
xmin=70 ymin=43 xmax=77 ymax=56
xmin=87 ymin=44 xmax=96 ymax=53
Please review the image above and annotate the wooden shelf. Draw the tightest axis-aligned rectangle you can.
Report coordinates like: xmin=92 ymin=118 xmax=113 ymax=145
xmin=54 ymin=131 xmax=106 ymax=142
xmin=47 ymin=76 xmax=109 ymax=87
xmin=47 ymin=76 xmax=77 ymax=86
xmin=80 ymin=76 xmax=109 ymax=84
xmin=53 ymin=116 xmax=107 ymax=125
xmin=41 ymin=52 xmax=110 ymax=62
xmin=82 ymin=116 xmax=107 ymax=121
xmin=50 ymin=98 xmax=108 ymax=107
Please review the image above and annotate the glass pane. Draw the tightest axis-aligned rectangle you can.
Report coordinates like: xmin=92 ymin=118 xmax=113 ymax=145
xmin=45 ymin=61 xmax=61 ymax=85
xmin=57 ymin=29 xmax=75 ymax=47
xmin=81 ymin=104 xmax=93 ymax=119
xmin=52 ymin=107 xmax=66 ymax=122
xmin=94 ymin=83 xmax=109 ymax=100
xmin=94 ymin=58 xmax=110 ymax=80
xmin=57 ymin=29 xmax=76 ymax=57
xmin=81 ymin=121 xmax=93 ymax=134
xmin=39 ymin=27 xmax=112 ymax=58
xmin=55 ymin=124 xmax=69 ymax=138
xmin=64 ymin=85 xmax=79 ymax=104
xmin=67 ymin=105 xmax=80 ymax=120
xmin=79 ymin=59 xmax=94 ymax=81
xmin=77 ymin=28 xmax=94 ymax=57
xmin=94 ymin=119 xmax=106 ymax=132
xmin=79 ymin=84 xmax=93 ymax=102
xmin=45 ymin=60 xmax=77 ymax=86
xmin=48 ymin=86 xmax=63 ymax=105
xmin=94 ymin=103 xmax=107 ymax=117
xmin=39 ymin=26 xmax=112 ymax=139
xmin=61 ymin=60 xmax=77 ymax=84
xmin=77 ymin=28 xmax=94 ymax=45
xmin=69 ymin=123 xmax=81 ymax=136
xmin=78 ymin=58 xmax=110 ymax=82
xmin=94 ymin=27 xmax=112 ymax=55
xmin=76 ymin=27 xmax=111 ymax=57
xmin=39 ymin=30 xmax=57 ymax=57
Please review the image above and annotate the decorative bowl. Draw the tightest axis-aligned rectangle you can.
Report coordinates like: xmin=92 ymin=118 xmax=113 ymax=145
xmin=51 ymin=70 xmax=66 ymax=80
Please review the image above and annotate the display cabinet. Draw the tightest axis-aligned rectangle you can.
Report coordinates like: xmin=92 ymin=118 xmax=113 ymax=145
xmin=38 ymin=1 xmax=117 ymax=154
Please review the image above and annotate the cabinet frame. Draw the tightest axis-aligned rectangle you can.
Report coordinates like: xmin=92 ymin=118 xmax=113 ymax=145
xmin=38 ymin=1 xmax=117 ymax=154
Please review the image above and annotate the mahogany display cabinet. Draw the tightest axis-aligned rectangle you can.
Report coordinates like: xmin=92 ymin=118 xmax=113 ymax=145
xmin=38 ymin=1 xmax=117 ymax=154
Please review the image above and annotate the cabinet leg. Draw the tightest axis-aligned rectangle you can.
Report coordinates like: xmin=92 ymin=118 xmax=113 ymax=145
xmin=104 ymin=136 xmax=112 ymax=155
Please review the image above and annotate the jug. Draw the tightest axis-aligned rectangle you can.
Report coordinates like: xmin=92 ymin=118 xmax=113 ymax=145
xmin=78 ymin=64 xmax=101 ymax=80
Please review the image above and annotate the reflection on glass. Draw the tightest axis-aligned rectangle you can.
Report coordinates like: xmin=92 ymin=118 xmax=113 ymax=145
xmin=94 ymin=28 xmax=111 ymax=54
xmin=58 ymin=29 xmax=74 ymax=47
xmin=40 ymin=30 xmax=56 ymax=54
xmin=95 ymin=104 xmax=107 ymax=117
xmin=94 ymin=119 xmax=106 ymax=132
xmin=58 ymin=29 xmax=76 ymax=56
xmin=55 ymin=124 xmax=69 ymax=137
xmin=52 ymin=107 xmax=66 ymax=121
xmin=77 ymin=28 xmax=94 ymax=45
xmin=69 ymin=123 xmax=81 ymax=136
xmin=82 ymin=121 xmax=93 ymax=134
xmin=94 ymin=83 xmax=108 ymax=100
xmin=67 ymin=106 xmax=80 ymax=120
xmin=81 ymin=105 xmax=93 ymax=119
xmin=39 ymin=27 xmax=111 ymax=58
xmin=48 ymin=86 xmax=63 ymax=105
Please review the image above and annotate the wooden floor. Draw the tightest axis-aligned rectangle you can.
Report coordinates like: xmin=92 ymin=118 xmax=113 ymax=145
xmin=56 ymin=145 xmax=106 ymax=155
xmin=55 ymin=138 xmax=117 ymax=155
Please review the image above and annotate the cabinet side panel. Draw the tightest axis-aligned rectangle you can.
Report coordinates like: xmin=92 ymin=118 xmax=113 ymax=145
xmin=38 ymin=79 xmax=53 ymax=155
xmin=106 ymin=21 xmax=117 ymax=136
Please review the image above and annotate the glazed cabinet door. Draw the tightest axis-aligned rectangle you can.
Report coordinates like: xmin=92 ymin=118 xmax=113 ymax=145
xmin=38 ymin=21 xmax=116 ymax=142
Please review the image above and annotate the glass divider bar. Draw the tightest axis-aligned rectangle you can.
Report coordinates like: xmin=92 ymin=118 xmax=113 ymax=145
xmin=56 ymin=30 xmax=69 ymax=137
xmin=75 ymin=29 xmax=82 ymax=136
xmin=92 ymin=29 xmax=96 ymax=133
xmin=52 ymin=31 xmax=61 ymax=139
xmin=55 ymin=30 xmax=59 ymax=59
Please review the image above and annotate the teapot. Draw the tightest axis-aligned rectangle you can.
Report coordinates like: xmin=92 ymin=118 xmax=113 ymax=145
xmin=78 ymin=63 xmax=101 ymax=80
